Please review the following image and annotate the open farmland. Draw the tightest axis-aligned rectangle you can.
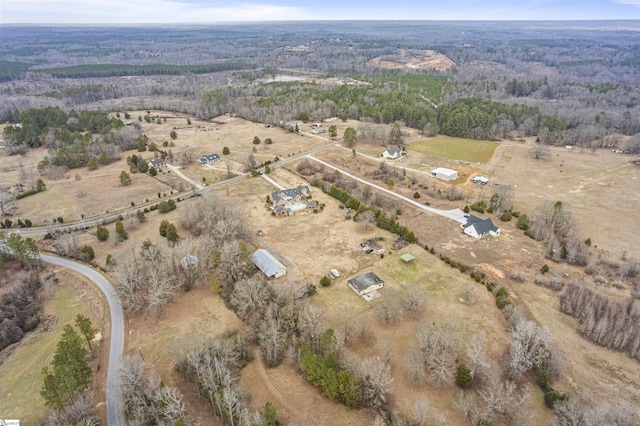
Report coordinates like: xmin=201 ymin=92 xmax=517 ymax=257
xmin=408 ymin=135 xmax=500 ymax=164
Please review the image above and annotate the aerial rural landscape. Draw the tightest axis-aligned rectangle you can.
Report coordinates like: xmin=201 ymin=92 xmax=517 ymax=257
xmin=0 ymin=16 xmax=640 ymax=426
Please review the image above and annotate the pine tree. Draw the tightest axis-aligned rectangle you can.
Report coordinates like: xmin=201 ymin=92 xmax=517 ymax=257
xmin=75 ymin=314 xmax=97 ymax=352
xmin=41 ymin=324 xmax=93 ymax=409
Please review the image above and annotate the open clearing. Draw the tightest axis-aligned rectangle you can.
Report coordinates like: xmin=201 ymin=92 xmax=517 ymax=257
xmin=408 ymin=135 xmax=500 ymax=164
xmin=487 ymin=140 xmax=640 ymax=255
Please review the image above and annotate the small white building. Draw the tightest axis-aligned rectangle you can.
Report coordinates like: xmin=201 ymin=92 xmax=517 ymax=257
xmin=430 ymin=167 xmax=459 ymax=181
xmin=251 ymin=249 xmax=287 ymax=278
xmin=471 ymin=176 xmax=489 ymax=185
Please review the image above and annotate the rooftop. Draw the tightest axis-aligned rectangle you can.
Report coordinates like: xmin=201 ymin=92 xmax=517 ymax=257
xmin=251 ymin=249 xmax=286 ymax=277
xmin=348 ymin=272 xmax=384 ymax=293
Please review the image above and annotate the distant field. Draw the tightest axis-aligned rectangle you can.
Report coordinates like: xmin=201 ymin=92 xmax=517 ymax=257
xmin=0 ymin=280 xmax=91 ymax=424
xmin=409 ymin=136 xmax=499 ymax=163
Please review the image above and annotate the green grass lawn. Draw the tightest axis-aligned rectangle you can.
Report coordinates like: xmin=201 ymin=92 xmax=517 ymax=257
xmin=409 ymin=135 xmax=499 ymax=163
xmin=0 ymin=280 xmax=90 ymax=424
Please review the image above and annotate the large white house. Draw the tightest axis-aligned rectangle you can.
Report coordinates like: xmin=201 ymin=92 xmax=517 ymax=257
xmin=430 ymin=167 xmax=459 ymax=181
xmin=381 ymin=146 xmax=404 ymax=160
xmin=462 ymin=215 xmax=501 ymax=238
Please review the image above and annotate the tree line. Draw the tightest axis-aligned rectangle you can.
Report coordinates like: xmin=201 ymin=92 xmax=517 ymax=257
xmin=29 ymin=62 xmax=255 ymax=79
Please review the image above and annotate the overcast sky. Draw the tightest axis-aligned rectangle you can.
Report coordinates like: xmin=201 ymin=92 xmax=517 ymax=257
xmin=2 ymin=0 xmax=640 ymax=24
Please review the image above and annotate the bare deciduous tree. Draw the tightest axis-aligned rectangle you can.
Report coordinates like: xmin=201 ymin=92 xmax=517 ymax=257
xmin=121 ymin=355 xmax=187 ymax=425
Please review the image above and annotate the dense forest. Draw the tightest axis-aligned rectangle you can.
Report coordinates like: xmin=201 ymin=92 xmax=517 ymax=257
xmin=1 ymin=22 xmax=639 ymax=150
xmin=2 ymin=106 xmax=133 ymax=168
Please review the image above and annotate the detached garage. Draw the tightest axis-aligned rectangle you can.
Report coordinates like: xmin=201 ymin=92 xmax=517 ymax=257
xmin=430 ymin=167 xmax=459 ymax=181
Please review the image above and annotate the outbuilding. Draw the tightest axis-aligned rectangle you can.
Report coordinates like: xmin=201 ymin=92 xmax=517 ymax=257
xmin=251 ymin=249 xmax=287 ymax=278
xmin=348 ymin=272 xmax=384 ymax=301
xmin=430 ymin=167 xmax=458 ymax=181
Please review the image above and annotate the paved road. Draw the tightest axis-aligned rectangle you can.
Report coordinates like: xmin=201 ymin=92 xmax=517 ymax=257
xmin=40 ymin=254 xmax=125 ymax=426
xmin=307 ymin=155 xmax=468 ymax=224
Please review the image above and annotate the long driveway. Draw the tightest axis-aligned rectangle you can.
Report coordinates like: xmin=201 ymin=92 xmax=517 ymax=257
xmin=307 ymin=155 xmax=468 ymax=224
xmin=40 ymin=254 xmax=125 ymax=426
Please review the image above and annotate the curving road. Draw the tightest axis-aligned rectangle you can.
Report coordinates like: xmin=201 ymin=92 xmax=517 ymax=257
xmin=40 ymin=254 xmax=125 ymax=426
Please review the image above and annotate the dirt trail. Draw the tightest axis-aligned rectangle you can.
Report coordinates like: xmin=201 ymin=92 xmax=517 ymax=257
xmin=250 ymin=350 xmax=311 ymax=424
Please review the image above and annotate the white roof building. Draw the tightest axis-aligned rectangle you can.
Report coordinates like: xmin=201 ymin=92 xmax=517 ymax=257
xmin=430 ymin=167 xmax=459 ymax=181
xmin=251 ymin=249 xmax=287 ymax=278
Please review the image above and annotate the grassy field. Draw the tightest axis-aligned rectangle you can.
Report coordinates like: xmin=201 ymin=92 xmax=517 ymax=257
xmin=409 ymin=135 xmax=499 ymax=163
xmin=0 ymin=279 xmax=91 ymax=424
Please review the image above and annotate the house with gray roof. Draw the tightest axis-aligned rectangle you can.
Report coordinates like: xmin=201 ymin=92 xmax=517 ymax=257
xmin=148 ymin=158 xmax=167 ymax=170
xmin=199 ymin=153 xmax=221 ymax=164
xmin=462 ymin=215 xmax=500 ymax=239
xmin=381 ymin=145 xmax=404 ymax=160
xmin=271 ymin=185 xmax=310 ymax=206
xmin=251 ymin=249 xmax=287 ymax=278
xmin=348 ymin=272 xmax=384 ymax=300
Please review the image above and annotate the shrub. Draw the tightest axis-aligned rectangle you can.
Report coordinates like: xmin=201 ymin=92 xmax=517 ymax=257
xmin=516 ymin=214 xmax=529 ymax=230
xmin=463 ymin=205 xmax=470 ymax=213
xmin=96 ymin=226 xmax=109 ymax=242
xmin=77 ymin=245 xmax=95 ymax=262
xmin=544 ymin=391 xmax=559 ymax=408
xmin=252 ymin=136 xmax=261 ymax=145
xmin=320 ymin=276 xmax=331 ymax=287
xmin=495 ymin=287 xmax=510 ymax=309
xmin=115 ymin=221 xmax=128 ymax=241
xmin=500 ymin=211 xmax=512 ymax=222
xmin=537 ymin=370 xmax=551 ymax=392
xmin=413 ymin=192 xmax=421 ymax=199
xmin=470 ymin=201 xmax=486 ymax=213
xmin=170 ymin=130 xmax=177 ymax=140
xmin=455 ymin=364 xmax=473 ymax=389
xmin=223 ymin=146 xmax=230 ymax=155
xmin=584 ymin=238 xmax=592 ymax=246
xmin=158 ymin=199 xmax=176 ymax=213
xmin=540 ymin=264 xmax=550 ymax=274
xmin=159 ymin=219 xmax=170 ymax=237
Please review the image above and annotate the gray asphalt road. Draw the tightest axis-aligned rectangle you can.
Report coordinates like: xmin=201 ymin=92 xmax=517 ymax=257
xmin=40 ymin=254 xmax=125 ymax=426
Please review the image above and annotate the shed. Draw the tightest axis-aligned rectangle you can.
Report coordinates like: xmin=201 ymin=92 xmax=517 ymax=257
xmin=251 ymin=249 xmax=287 ymax=278
xmin=400 ymin=253 xmax=416 ymax=263
xmin=471 ymin=176 xmax=489 ymax=185
xmin=430 ymin=167 xmax=459 ymax=181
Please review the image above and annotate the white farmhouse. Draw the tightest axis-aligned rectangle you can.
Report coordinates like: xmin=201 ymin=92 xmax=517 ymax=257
xmin=462 ymin=215 xmax=501 ymax=239
xmin=381 ymin=146 xmax=403 ymax=160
